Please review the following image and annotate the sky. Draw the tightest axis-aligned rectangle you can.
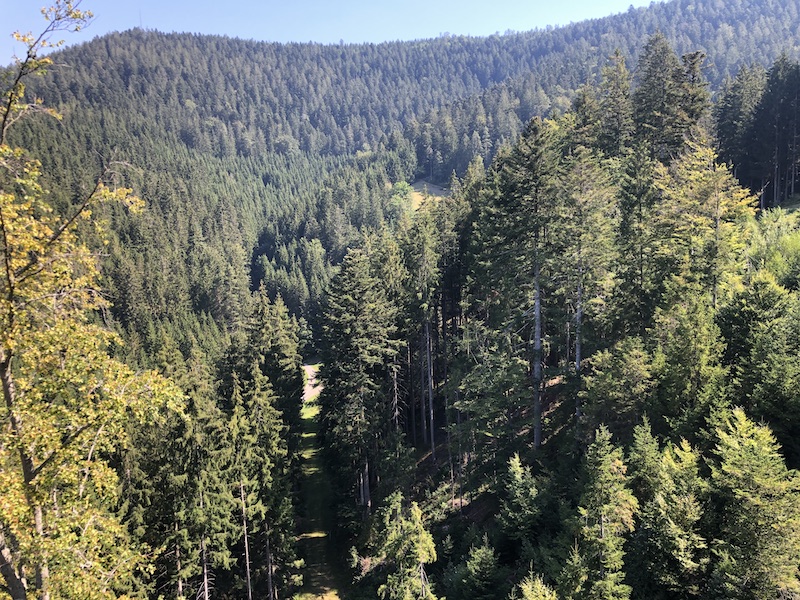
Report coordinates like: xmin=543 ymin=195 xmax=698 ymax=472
xmin=3 ymin=0 xmax=656 ymax=65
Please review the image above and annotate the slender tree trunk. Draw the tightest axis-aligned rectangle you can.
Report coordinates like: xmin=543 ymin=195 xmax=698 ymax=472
xmin=441 ymin=307 xmax=454 ymax=498
xmin=573 ymin=258 xmax=585 ymax=447
xmin=791 ymin=95 xmax=797 ymax=197
xmin=532 ymin=259 xmax=543 ymax=450
xmin=774 ymin=144 xmax=780 ymax=206
xmin=175 ymin=521 xmax=183 ymax=599
xmin=713 ymin=184 xmax=721 ymax=310
xmin=265 ymin=520 xmax=275 ymax=600
xmin=637 ymin=197 xmax=646 ymax=336
xmin=34 ymin=507 xmax=49 ymax=600
xmin=364 ymin=458 xmax=372 ymax=512
xmin=575 ymin=277 xmax=583 ymax=375
xmin=391 ymin=361 xmax=400 ymax=430
xmin=456 ymin=401 xmax=464 ymax=511
xmin=419 ymin=336 xmax=428 ymax=445
xmin=425 ymin=320 xmax=436 ymax=464
xmin=0 ymin=528 xmax=27 ymax=600
xmin=201 ymin=536 xmax=210 ymax=600
xmin=1 ymin=350 xmax=49 ymax=600
xmin=408 ymin=345 xmax=417 ymax=446
xmin=0 ymin=354 xmax=28 ymax=600
xmin=240 ymin=481 xmax=253 ymax=600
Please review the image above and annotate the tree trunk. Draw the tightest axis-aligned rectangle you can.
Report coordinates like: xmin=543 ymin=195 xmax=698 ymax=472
xmin=575 ymin=269 xmax=583 ymax=428
xmin=175 ymin=521 xmax=183 ymax=600
xmin=199 ymin=489 xmax=211 ymax=600
xmin=532 ymin=259 xmax=543 ymax=450
xmin=425 ymin=320 xmax=436 ymax=464
xmin=419 ymin=336 xmax=428 ymax=445
xmin=265 ymin=521 xmax=275 ymax=600
xmin=575 ymin=276 xmax=583 ymax=375
xmin=0 ymin=528 xmax=27 ymax=600
xmin=240 ymin=481 xmax=253 ymax=600
xmin=364 ymin=458 xmax=372 ymax=512
xmin=0 ymin=355 xmax=27 ymax=600
xmin=456 ymin=400 xmax=464 ymax=512
xmin=391 ymin=361 xmax=400 ymax=430
xmin=1 ymin=350 xmax=49 ymax=599
xmin=201 ymin=536 xmax=210 ymax=600
xmin=408 ymin=344 xmax=417 ymax=446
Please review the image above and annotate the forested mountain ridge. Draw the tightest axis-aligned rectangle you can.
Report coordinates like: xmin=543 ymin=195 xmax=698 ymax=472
xmin=19 ymin=0 xmax=800 ymax=159
xmin=9 ymin=0 xmax=800 ymax=356
xmin=3 ymin=0 xmax=800 ymax=598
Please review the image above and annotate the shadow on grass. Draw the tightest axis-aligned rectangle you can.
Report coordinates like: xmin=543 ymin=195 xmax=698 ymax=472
xmin=294 ymin=366 xmax=348 ymax=600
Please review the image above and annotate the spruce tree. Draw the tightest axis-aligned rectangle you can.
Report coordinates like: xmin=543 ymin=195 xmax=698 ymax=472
xmin=489 ymin=117 xmax=561 ymax=449
xmin=611 ymin=147 xmax=662 ymax=336
xmin=633 ymin=33 xmax=686 ymax=161
xmin=319 ymin=248 xmax=399 ymax=516
xmin=708 ymin=409 xmax=800 ymax=599
xmin=558 ymin=145 xmax=618 ymax=426
xmin=633 ymin=34 xmax=709 ymax=162
xmin=598 ymin=50 xmax=634 ymax=158
xmin=715 ymin=65 xmax=767 ymax=186
xmin=568 ymin=427 xmax=638 ymax=600
xmin=358 ymin=492 xmax=438 ymax=600
xmin=515 ymin=574 xmax=559 ymax=600
xmin=628 ymin=435 xmax=709 ymax=599
xmin=652 ymin=136 xmax=755 ymax=308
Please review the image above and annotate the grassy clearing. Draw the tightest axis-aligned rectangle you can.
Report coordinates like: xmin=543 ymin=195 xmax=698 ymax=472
xmin=411 ymin=180 xmax=449 ymax=210
xmin=781 ymin=195 xmax=800 ymax=213
xmin=293 ymin=365 xmax=345 ymax=600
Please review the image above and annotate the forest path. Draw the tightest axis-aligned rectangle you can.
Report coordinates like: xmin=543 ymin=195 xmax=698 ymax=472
xmin=294 ymin=365 xmax=343 ymax=600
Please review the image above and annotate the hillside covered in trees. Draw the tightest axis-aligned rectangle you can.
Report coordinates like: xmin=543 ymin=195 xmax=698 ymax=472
xmin=2 ymin=0 xmax=800 ymax=598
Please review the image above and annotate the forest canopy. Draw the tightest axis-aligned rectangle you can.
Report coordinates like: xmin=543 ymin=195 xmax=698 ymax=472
xmin=2 ymin=0 xmax=800 ymax=598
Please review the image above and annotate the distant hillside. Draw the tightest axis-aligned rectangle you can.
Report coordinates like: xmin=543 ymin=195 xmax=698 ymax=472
xmin=20 ymin=0 xmax=800 ymax=160
xmin=8 ymin=0 xmax=800 ymax=358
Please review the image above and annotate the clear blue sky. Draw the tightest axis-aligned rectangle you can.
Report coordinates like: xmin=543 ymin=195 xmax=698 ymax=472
xmin=3 ymin=0 xmax=656 ymax=65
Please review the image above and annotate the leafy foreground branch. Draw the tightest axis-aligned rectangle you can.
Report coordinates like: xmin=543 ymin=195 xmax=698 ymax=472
xmin=0 ymin=4 xmax=181 ymax=599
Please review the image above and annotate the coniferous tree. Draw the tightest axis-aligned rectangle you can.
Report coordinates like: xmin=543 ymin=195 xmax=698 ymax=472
xmin=318 ymin=248 xmax=400 ymax=518
xmin=582 ymin=337 xmax=655 ymax=444
xmin=715 ymin=65 xmax=767 ymax=184
xmin=633 ymin=34 xmax=709 ymax=163
xmin=747 ymin=55 xmax=800 ymax=207
xmin=457 ymin=539 xmax=509 ymax=600
xmin=403 ymin=208 xmax=442 ymax=462
xmin=628 ymin=430 xmax=708 ymax=599
xmin=248 ymin=288 xmax=304 ymax=454
xmin=649 ymin=287 xmax=728 ymax=440
xmin=597 ymin=50 xmax=634 ymax=158
xmin=652 ymin=136 xmax=755 ymax=308
xmin=708 ymin=409 xmax=800 ymax=599
xmin=354 ymin=492 xmax=439 ymax=600
xmin=611 ymin=147 xmax=661 ymax=336
xmin=482 ymin=118 xmax=562 ymax=449
xmin=452 ymin=321 xmax=529 ymax=486
xmin=515 ymin=575 xmax=559 ymax=600
xmin=633 ymin=33 xmax=687 ymax=161
xmin=565 ymin=427 xmax=638 ymax=600
xmin=558 ymin=145 xmax=618 ymax=426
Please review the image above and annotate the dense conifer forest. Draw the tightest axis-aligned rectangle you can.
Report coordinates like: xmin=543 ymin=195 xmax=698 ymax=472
xmin=2 ymin=0 xmax=800 ymax=598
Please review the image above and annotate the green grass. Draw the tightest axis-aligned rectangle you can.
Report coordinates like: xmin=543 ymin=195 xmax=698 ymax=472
xmin=410 ymin=180 xmax=449 ymax=210
xmin=293 ymin=365 xmax=345 ymax=600
xmin=781 ymin=195 xmax=800 ymax=213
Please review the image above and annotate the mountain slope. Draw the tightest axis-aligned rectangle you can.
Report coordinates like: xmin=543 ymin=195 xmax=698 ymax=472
xmin=8 ymin=0 xmax=800 ymax=352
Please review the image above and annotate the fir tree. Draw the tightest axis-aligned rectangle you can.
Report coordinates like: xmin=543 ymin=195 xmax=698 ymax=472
xmin=319 ymin=248 xmax=400 ymax=516
xmin=708 ymin=409 xmax=800 ymax=599
xmin=568 ymin=427 xmax=638 ymax=600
